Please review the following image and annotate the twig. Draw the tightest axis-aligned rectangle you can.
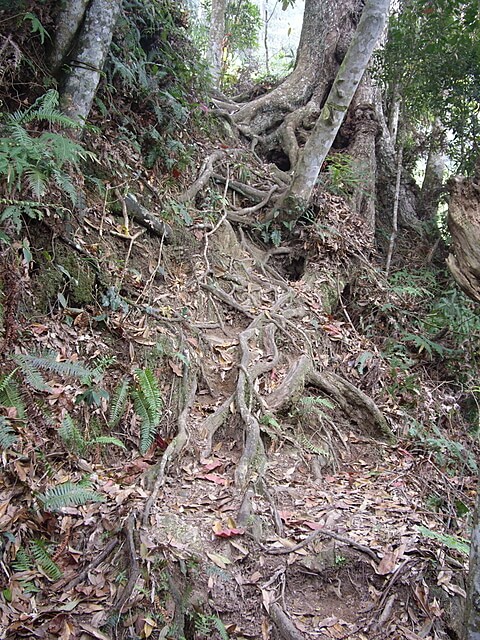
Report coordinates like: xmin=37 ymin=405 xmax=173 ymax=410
xmin=117 ymin=229 xmax=146 ymax=288
xmin=265 ymin=527 xmax=379 ymax=563
xmin=134 ymin=228 xmax=167 ymax=304
xmin=56 ymin=537 xmax=119 ymax=592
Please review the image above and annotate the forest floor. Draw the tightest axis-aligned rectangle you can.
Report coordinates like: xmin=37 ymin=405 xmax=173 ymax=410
xmin=0 ymin=125 xmax=476 ymax=640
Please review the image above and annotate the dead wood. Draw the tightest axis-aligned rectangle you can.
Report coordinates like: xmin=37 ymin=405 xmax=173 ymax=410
xmin=266 ymin=527 xmax=379 ymax=563
xmin=124 ymin=194 xmax=172 ymax=239
xmin=55 ymin=536 xmax=119 ymax=592
xmin=113 ymin=513 xmax=140 ymax=612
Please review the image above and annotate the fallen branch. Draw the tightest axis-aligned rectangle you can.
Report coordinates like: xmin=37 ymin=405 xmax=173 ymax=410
xmin=124 ymin=193 xmax=172 ymax=240
xmin=55 ymin=537 xmax=119 ymax=592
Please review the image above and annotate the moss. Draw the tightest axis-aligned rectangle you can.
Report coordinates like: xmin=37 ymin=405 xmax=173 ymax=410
xmin=34 ymin=242 xmax=96 ymax=312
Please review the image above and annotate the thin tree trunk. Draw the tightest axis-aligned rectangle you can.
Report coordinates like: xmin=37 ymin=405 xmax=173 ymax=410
xmin=418 ymin=119 xmax=446 ymax=219
xmin=50 ymin=0 xmax=90 ymax=74
xmin=60 ymin=0 xmax=121 ymax=125
xmin=385 ymin=144 xmax=403 ymax=275
xmin=282 ymin=0 xmax=391 ymax=209
xmin=209 ymin=0 xmax=227 ymax=86
xmin=388 ymin=82 xmax=402 ymax=146
xmin=465 ymin=484 xmax=480 ymax=640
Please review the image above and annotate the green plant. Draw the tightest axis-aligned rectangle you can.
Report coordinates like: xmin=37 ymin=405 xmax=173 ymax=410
xmin=416 ymin=525 xmax=469 ymax=555
xmin=58 ymin=412 xmax=126 ymax=454
xmin=12 ymin=351 xmax=95 ymax=392
xmin=37 ymin=479 xmax=105 ymax=512
xmin=30 ymin=540 xmax=62 ymax=581
xmin=192 ymin=612 xmax=229 ymax=640
xmin=132 ymin=368 xmax=163 ymax=454
xmin=108 ymin=377 xmax=131 ymax=428
xmin=321 ymin=153 xmax=365 ymax=198
xmin=0 ymin=90 xmax=95 ymax=238
xmin=0 ymin=416 xmax=17 ymax=449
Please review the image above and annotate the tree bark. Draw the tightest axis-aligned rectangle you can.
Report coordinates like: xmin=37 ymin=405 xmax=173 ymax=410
xmin=60 ymin=0 xmax=121 ymax=125
xmin=465 ymin=482 xmax=480 ymax=640
xmin=49 ymin=0 xmax=90 ymax=75
xmin=209 ymin=0 xmax=227 ymax=86
xmin=232 ymin=0 xmax=362 ymax=165
xmin=281 ymin=0 xmax=391 ymax=208
xmin=418 ymin=119 xmax=446 ymax=220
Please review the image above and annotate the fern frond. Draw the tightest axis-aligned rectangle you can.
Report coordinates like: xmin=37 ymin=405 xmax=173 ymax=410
xmin=13 ymin=352 xmax=94 ymax=381
xmin=89 ymin=436 xmax=126 ymax=449
xmin=132 ymin=390 xmax=156 ymax=455
xmin=30 ymin=540 xmax=62 ymax=580
xmin=51 ymin=168 xmax=77 ymax=204
xmin=58 ymin=412 xmax=86 ymax=453
xmin=0 ymin=416 xmax=18 ymax=449
xmin=108 ymin=378 xmax=130 ymax=428
xmin=11 ymin=548 xmax=33 ymax=573
xmin=0 ymin=376 xmax=26 ymax=419
xmin=135 ymin=368 xmax=162 ymax=423
xmin=25 ymin=167 xmax=47 ymax=200
xmin=38 ymin=481 xmax=104 ymax=512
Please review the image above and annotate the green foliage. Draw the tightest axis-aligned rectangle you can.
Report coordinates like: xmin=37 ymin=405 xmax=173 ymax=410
xmin=38 ymin=480 xmax=105 ymax=512
xmin=416 ymin=525 xmax=470 ymax=555
xmin=108 ymin=377 xmax=131 ymax=428
xmin=13 ymin=351 xmax=95 ymax=392
xmin=192 ymin=612 xmax=229 ymax=640
xmin=377 ymin=0 xmax=480 ymax=171
xmin=23 ymin=12 xmax=50 ymax=45
xmin=11 ymin=547 xmax=33 ymax=573
xmin=0 ymin=416 xmax=17 ymax=449
xmin=0 ymin=372 xmax=26 ymax=419
xmin=0 ymin=90 xmax=95 ymax=235
xmin=59 ymin=412 xmax=126 ymax=454
xmin=321 ymin=153 xmax=365 ymax=199
xmin=132 ymin=368 xmax=163 ymax=454
xmin=30 ymin=540 xmax=62 ymax=580
xmin=106 ymin=0 xmax=206 ymax=172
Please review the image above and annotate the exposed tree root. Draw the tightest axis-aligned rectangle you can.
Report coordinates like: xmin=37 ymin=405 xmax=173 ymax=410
xmin=269 ymin=603 xmax=306 ymax=640
xmin=55 ymin=536 xmax=119 ymax=593
xmin=267 ymin=355 xmax=393 ymax=441
xmin=266 ymin=526 xmax=379 ymax=563
xmin=142 ymin=370 xmax=198 ymax=526
xmin=113 ymin=512 xmax=140 ymax=613
xmin=178 ymin=150 xmax=225 ymax=203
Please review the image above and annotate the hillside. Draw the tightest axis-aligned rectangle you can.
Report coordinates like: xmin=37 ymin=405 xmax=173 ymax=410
xmin=0 ymin=2 xmax=479 ymax=639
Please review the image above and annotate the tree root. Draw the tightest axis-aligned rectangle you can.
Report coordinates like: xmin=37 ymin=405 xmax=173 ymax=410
xmin=269 ymin=603 xmax=306 ymax=640
xmin=124 ymin=194 xmax=172 ymax=239
xmin=213 ymin=173 xmax=273 ymax=203
xmin=55 ymin=536 xmax=119 ymax=592
xmin=142 ymin=370 xmax=198 ymax=526
xmin=178 ymin=150 xmax=225 ymax=203
xmin=113 ymin=513 xmax=140 ymax=612
xmin=266 ymin=526 xmax=379 ymax=563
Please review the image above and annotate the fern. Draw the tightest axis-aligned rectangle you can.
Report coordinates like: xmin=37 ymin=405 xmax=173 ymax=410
xmin=0 ymin=374 xmax=26 ymax=419
xmin=38 ymin=480 xmax=104 ymax=512
xmin=0 ymin=416 xmax=18 ymax=449
xmin=89 ymin=435 xmax=126 ymax=449
xmin=30 ymin=540 xmax=62 ymax=580
xmin=11 ymin=548 xmax=33 ymax=573
xmin=133 ymin=368 xmax=163 ymax=454
xmin=108 ymin=377 xmax=131 ymax=428
xmin=13 ymin=352 xmax=95 ymax=389
xmin=58 ymin=413 xmax=86 ymax=453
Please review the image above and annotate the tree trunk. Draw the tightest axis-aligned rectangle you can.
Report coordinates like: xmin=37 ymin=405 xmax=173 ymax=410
xmin=446 ymin=175 xmax=480 ymax=303
xmin=465 ymin=483 xmax=480 ymax=640
xmin=49 ymin=0 xmax=90 ymax=75
xmin=280 ymin=0 xmax=391 ymax=208
xmin=209 ymin=0 xmax=227 ymax=86
xmin=346 ymin=74 xmax=380 ymax=234
xmin=232 ymin=0 xmax=362 ymax=166
xmin=60 ymin=0 xmax=121 ymax=125
xmin=418 ymin=119 xmax=446 ymax=220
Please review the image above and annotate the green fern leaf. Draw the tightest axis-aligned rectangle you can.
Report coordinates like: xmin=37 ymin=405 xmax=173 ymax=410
xmin=30 ymin=540 xmax=62 ymax=580
xmin=58 ymin=413 xmax=86 ymax=453
xmin=135 ymin=368 xmax=162 ymax=423
xmin=13 ymin=352 xmax=94 ymax=381
xmin=89 ymin=436 xmax=126 ymax=449
xmin=25 ymin=167 xmax=47 ymax=199
xmin=0 ymin=376 xmax=26 ymax=419
xmin=11 ymin=548 xmax=33 ymax=573
xmin=0 ymin=417 xmax=18 ymax=449
xmin=108 ymin=378 xmax=130 ymax=428
xmin=38 ymin=481 xmax=104 ymax=512
xmin=132 ymin=390 xmax=156 ymax=454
